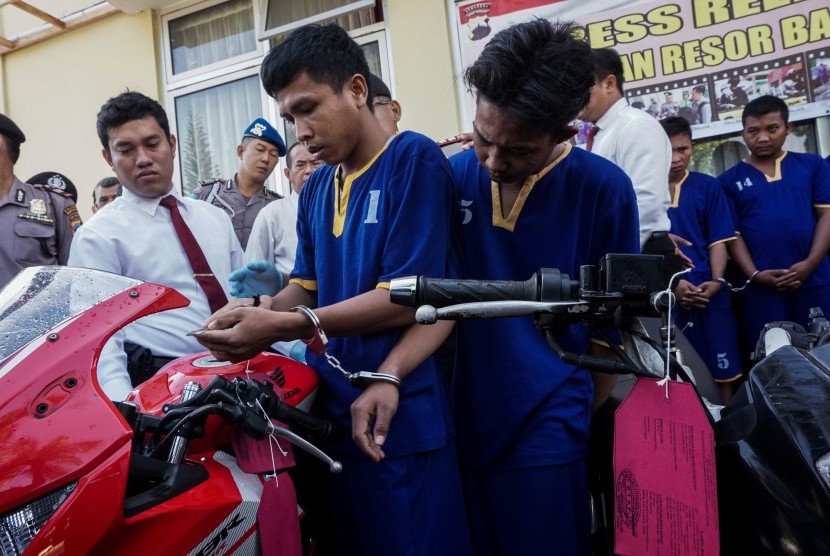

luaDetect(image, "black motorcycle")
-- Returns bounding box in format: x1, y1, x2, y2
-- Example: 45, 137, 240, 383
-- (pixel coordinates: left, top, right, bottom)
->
390, 253, 830, 555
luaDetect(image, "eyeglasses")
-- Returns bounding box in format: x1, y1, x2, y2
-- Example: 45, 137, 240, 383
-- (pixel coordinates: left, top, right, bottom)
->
373, 98, 392, 106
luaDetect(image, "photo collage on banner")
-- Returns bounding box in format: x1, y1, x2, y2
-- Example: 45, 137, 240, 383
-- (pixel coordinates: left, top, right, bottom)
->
452, 0, 830, 143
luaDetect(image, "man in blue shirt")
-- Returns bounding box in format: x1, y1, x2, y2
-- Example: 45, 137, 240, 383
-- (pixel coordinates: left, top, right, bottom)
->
720, 95, 830, 346
370, 19, 639, 556
196, 23, 470, 556
661, 116, 742, 403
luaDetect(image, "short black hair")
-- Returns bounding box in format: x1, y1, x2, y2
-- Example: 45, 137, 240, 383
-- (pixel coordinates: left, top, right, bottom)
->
464, 19, 595, 137
693, 84, 706, 95
260, 24, 374, 112
96, 91, 171, 152
660, 116, 692, 140
93, 176, 120, 202
742, 95, 788, 126
285, 141, 304, 168
593, 47, 625, 95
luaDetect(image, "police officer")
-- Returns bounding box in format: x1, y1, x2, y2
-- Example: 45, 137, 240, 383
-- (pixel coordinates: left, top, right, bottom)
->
27, 171, 79, 204
192, 118, 286, 249
0, 114, 79, 289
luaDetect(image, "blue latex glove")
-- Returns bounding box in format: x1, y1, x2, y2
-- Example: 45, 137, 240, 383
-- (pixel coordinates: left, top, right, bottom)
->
288, 341, 307, 364
228, 260, 283, 298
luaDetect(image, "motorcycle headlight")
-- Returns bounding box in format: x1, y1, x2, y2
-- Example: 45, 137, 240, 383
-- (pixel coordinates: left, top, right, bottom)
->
0, 481, 77, 556
818, 453, 830, 489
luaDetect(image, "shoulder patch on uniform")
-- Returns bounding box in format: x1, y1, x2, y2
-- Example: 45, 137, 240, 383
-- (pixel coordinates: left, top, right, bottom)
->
64, 205, 82, 233
35, 183, 73, 199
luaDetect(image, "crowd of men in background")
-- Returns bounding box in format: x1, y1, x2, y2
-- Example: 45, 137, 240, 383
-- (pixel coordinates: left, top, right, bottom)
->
1, 19, 830, 555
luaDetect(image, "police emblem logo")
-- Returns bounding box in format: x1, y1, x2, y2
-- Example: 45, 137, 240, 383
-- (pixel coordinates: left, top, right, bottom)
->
30, 199, 47, 216
15, 189, 24, 203
250, 123, 267, 137
46, 175, 67, 191
463, 2, 492, 41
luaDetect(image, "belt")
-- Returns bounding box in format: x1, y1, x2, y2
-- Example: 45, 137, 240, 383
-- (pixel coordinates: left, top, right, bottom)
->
150, 355, 176, 372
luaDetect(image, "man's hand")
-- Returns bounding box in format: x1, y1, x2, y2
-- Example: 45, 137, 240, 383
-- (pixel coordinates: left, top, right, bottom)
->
674, 279, 707, 310
458, 131, 474, 150
775, 259, 815, 290
696, 280, 722, 300
195, 306, 305, 362
351, 382, 399, 462
204, 295, 277, 324
229, 261, 283, 298
668, 233, 694, 268
754, 269, 796, 291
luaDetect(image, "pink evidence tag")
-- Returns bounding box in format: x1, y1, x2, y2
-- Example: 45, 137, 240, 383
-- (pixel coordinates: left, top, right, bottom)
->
232, 426, 296, 474
613, 378, 719, 556
258, 475, 302, 556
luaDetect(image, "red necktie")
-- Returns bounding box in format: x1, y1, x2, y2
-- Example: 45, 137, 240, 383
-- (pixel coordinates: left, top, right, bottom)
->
586, 125, 600, 152
159, 195, 228, 314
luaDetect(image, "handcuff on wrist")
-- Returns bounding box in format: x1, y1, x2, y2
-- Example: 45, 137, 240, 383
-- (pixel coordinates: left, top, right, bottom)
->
290, 305, 402, 390
716, 269, 759, 292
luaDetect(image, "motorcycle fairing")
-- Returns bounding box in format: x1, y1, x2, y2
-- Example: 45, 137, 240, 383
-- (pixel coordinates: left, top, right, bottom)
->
717, 344, 830, 553
0, 281, 188, 514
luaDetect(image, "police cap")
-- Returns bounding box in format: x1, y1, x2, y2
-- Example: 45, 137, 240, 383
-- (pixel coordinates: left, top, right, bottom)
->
242, 118, 286, 156
0, 113, 25, 144
27, 171, 78, 203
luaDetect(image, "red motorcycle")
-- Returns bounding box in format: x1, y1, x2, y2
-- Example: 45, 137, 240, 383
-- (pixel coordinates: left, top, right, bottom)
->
0, 266, 339, 555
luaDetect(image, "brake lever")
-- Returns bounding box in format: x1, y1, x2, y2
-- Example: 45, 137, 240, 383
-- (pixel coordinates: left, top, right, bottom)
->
415, 300, 588, 324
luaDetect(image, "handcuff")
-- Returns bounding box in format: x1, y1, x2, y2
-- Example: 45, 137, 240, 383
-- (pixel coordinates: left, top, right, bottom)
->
716, 269, 760, 292
290, 305, 403, 389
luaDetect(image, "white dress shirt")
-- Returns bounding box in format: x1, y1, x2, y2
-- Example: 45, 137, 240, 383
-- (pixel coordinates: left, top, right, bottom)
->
68, 188, 243, 399
244, 190, 299, 273
592, 97, 672, 247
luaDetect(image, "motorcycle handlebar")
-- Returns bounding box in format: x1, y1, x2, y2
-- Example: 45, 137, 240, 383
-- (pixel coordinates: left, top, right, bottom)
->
390, 256, 667, 322
389, 269, 579, 309
164, 376, 335, 442
266, 397, 334, 442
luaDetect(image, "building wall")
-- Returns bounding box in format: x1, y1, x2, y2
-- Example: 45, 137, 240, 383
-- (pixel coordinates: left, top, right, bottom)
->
1, 11, 158, 221
386, 0, 464, 141
0, 1, 469, 222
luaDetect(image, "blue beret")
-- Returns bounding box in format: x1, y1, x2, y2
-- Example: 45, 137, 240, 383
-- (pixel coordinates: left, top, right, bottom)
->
243, 118, 286, 156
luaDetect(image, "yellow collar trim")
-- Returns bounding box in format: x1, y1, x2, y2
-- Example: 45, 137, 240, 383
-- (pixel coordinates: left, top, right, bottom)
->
669, 170, 689, 208
332, 141, 392, 237
491, 143, 572, 231
763, 150, 787, 183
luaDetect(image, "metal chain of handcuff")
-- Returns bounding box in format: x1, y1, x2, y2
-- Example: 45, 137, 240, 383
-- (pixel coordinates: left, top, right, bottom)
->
290, 305, 403, 389
716, 269, 760, 292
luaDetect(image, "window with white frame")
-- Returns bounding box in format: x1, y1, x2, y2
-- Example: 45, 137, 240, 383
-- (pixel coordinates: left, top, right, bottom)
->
169, 0, 257, 76
162, 0, 389, 195
174, 73, 263, 194
259, 0, 378, 40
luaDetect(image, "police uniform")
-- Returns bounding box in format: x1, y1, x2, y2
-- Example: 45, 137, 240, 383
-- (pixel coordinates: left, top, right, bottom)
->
192, 175, 279, 250
27, 171, 78, 204
0, 177, 80, 288
191, 117, 287, 250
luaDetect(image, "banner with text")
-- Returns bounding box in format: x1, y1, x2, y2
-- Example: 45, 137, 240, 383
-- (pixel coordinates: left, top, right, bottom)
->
454, 0, 830, 139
